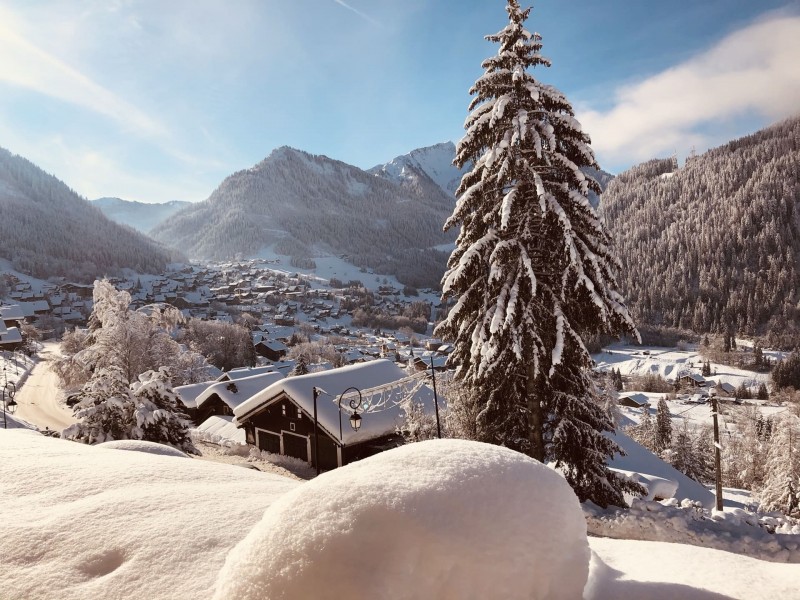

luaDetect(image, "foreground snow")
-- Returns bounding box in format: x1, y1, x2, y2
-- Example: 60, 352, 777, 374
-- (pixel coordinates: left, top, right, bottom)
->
1, 430, 795, 599
215, 439, 588, 600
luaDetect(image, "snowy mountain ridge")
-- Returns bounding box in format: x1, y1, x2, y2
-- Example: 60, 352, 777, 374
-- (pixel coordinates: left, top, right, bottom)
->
151, 146, 456, 289
369, 141, 468, 197
370, 141, 614, 208
92, 197, 191, 234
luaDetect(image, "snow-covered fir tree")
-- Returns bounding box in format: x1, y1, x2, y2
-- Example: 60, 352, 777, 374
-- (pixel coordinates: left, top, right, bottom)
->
63, 366, 196, 453
759, 414, 800, 516
628, 405, 656, 453
289, 355, 310, 377
655, 398, 672, 453
435, 0, 640, 506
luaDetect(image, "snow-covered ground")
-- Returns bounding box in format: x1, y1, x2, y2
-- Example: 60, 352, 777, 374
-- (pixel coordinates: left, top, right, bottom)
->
2, 431, 797, 599
593, 342, 774, 390
593, 343, 788, 434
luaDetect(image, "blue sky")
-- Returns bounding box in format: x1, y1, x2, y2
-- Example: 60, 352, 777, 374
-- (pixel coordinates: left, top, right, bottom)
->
1, 0, 799, 203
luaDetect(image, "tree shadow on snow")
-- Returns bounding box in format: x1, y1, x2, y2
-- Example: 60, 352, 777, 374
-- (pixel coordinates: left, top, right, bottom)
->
584, 551, 735, 600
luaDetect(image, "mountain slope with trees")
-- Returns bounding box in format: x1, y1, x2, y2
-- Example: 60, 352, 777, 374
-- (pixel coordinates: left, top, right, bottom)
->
0, 147, 178, 281
601, 117, 800, 346
151, 147, 456, 288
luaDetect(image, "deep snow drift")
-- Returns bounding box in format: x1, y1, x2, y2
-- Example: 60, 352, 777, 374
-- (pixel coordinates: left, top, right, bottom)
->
2, 430, 797, 599
214, 439, 589, 600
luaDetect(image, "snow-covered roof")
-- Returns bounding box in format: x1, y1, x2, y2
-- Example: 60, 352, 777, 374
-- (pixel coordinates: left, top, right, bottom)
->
219, 365, 286, 382
619, 392, 649, 407
174, 381, 217, 409
0, 320, 6, 335
0, 327, 22, 345
196, 372, 285, 410
682, 373, 706, 383
234, 360, 436, 445
0, 304, 25, 321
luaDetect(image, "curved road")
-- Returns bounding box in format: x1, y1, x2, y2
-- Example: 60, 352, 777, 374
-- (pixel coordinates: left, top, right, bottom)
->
14, 341, 76, 431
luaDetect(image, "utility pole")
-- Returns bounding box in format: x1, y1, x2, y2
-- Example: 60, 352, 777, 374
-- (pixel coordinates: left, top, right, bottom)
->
711, 397, 723, 512
429, 356, 441, 439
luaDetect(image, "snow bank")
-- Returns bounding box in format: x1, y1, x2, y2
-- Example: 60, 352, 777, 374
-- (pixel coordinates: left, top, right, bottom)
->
609, 430, 715, 507
585, 497, 800, 562
192, 415, 247, 447
586, 537, 800, 600
97, 439, 190, 458
214, 439, 589, 600
0, 430, 298, 600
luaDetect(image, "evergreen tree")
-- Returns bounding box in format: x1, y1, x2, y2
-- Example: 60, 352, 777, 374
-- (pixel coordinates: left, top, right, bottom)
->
435, 0, 639, 506
655, 398, 672, 452
667, 421, 703, 482
63, 366, 195, 453
628, 405, 656, 453
759, 414, 800, 516
701, 360, 711, 377
757, 383, 769, 400
613, 368, 624, 391
289, 355, 310, 377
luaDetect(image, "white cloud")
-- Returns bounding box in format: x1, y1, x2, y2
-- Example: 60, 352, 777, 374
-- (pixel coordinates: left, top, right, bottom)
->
577, 13, 800, 168
333, 0, 380, 26
0, 6, 165, 139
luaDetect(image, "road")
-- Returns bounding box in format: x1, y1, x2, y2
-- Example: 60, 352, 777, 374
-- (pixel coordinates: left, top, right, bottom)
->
14, 341, 76, 432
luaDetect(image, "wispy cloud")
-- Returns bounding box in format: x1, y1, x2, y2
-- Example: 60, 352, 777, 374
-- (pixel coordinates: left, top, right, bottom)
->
0, 7, 165, 139
578, 12, 800, 168
333, 0, 380, 26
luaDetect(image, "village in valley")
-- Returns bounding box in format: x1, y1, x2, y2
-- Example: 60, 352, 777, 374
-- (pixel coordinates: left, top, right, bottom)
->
3, 0, 800, 597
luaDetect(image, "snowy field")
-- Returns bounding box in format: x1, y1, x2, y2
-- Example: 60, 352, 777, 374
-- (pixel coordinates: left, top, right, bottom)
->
2, 430, 798, 600
593, 343, 788, 434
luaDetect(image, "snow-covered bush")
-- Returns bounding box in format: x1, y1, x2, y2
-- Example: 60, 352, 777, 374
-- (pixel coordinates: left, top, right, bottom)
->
63, 366, 196, 454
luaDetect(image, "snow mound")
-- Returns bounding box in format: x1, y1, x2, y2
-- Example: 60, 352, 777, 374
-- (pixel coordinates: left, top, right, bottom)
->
214, 439, 589, 600
609, 430, 715, 507
97, 439, 190, 458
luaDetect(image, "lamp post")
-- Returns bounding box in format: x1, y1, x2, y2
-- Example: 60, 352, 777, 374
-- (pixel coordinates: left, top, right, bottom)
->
312, 386, 321, 476
2, 381, 17, 429
337, 386, 363, 442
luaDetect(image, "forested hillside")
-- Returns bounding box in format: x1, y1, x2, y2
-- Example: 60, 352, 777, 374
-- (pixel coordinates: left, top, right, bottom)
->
601, 117, 800, 346
152, 147, 456, 288
0, 147, 178, 281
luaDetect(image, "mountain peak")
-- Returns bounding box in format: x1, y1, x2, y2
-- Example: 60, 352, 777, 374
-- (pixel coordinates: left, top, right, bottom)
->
370, 142, 465, 196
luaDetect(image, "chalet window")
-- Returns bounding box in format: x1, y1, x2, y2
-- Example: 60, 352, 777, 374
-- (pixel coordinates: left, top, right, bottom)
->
289, 422, 296, 432
297, 407, 302, 419
282, 404, 286, 417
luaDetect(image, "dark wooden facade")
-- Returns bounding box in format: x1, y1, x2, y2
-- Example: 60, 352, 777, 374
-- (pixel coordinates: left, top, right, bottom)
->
254, 341, 288, 361
195, 394, 234, 425
240, 392, 403, 471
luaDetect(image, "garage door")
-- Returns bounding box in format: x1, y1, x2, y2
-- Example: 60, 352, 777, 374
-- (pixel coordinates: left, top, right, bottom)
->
282, 431, 309, 462
257, 429, 280, 454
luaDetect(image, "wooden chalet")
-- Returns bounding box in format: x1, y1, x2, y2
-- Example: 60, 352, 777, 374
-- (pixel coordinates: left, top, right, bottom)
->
193, 371, 284, 425
255, 340, 289, 361
618, 393, 649, 409
679, 373, 707, 388
233, 360, 437, 472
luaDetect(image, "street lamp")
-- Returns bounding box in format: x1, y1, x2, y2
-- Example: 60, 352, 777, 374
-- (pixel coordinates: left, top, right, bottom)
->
337, 386, 363, 442
2, 381, 17, 429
